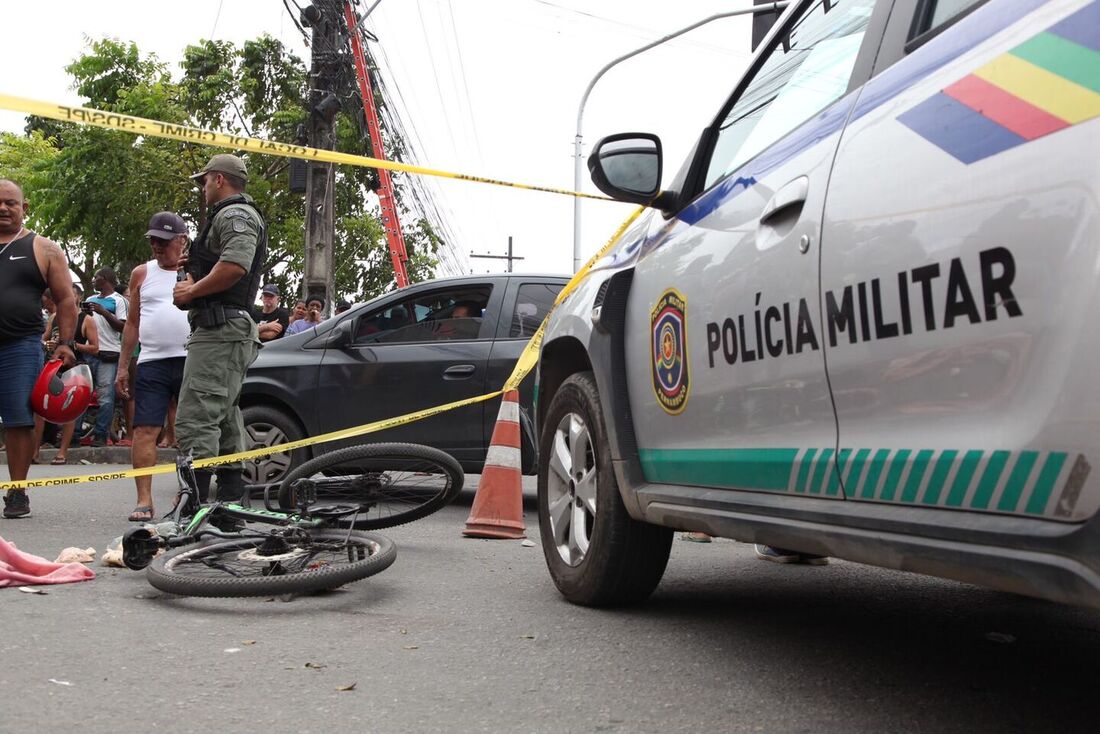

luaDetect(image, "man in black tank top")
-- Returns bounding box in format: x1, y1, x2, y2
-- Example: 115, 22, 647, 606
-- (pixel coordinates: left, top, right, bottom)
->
0, 179, 78, 519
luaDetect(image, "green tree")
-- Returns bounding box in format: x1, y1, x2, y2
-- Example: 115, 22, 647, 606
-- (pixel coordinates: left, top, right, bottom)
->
1, 35, 440, 300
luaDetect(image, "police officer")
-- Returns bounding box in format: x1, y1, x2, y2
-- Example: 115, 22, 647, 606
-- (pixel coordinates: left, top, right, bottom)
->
172, 154, 266, 504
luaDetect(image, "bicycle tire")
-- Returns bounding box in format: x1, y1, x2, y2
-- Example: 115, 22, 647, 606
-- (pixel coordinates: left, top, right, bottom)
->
146, 530, 396, 598
277, 443, 464, 529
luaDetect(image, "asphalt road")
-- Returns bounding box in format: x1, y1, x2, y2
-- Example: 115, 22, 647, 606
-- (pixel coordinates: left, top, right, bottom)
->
2, 465, 1100, 733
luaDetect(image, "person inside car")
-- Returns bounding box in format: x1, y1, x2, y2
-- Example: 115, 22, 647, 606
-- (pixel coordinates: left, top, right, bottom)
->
433, 301, 482, 340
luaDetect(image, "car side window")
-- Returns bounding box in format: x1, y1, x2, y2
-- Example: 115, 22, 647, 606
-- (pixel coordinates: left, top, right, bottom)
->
509, 283, 563, 338
703, 0, 876, 189
353, 286, 493, 344
911, 0, 986, 38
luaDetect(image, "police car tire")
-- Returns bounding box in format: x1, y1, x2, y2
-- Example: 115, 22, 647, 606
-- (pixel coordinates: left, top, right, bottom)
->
537, 372, 673, 607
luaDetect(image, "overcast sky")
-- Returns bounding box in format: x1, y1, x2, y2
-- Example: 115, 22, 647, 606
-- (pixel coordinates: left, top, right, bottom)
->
2, 0, 756, 276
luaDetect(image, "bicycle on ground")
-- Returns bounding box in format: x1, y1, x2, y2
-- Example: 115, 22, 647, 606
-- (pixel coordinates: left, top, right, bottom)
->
122, 442, 464, 598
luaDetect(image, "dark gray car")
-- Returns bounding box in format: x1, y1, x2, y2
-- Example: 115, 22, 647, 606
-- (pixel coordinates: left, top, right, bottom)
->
240, 273, 567, 484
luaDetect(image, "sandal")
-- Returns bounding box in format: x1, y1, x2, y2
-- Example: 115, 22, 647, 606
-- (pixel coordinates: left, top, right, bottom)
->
50, 456, 67, 465
128, 505, 155, 522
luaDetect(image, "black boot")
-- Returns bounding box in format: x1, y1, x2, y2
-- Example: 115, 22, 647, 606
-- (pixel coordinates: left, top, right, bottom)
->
215, 469, 247, 505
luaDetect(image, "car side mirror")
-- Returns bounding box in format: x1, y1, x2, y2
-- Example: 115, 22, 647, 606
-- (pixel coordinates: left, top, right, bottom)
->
588, 133, 665, 206
321, 319, 352, 349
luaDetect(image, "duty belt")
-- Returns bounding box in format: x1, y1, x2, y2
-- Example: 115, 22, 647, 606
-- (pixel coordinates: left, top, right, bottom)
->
191, 304, 252, 330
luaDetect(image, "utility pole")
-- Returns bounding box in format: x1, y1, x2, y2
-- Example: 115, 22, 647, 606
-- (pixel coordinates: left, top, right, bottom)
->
301, 0, 342, 310
470, 236, 524, 273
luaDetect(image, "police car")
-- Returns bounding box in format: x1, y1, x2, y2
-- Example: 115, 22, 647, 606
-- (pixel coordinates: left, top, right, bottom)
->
535, 0, 1100, 606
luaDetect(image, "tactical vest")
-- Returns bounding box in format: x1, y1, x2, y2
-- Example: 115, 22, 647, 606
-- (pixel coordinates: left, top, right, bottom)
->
189, 194, 267, 310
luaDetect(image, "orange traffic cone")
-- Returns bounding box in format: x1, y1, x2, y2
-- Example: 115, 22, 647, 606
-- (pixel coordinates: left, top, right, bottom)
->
463, 389, 526, 539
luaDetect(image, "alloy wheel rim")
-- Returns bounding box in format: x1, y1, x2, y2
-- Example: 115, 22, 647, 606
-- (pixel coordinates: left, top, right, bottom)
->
546, 411, 597, 566
244, 422, 293, 484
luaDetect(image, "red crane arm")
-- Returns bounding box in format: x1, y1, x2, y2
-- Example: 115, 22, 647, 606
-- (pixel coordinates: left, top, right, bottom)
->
344, 1, 410, 288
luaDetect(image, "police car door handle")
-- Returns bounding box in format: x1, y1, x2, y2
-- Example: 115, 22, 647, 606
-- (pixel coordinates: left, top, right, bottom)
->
759, 176, 809, 227
443, 364, 476, 380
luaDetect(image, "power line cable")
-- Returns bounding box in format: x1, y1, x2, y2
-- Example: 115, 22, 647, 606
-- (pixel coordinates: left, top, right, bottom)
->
442, 0, 504, 262
209, 0, 225, 39
414, 0, 462, 163
281, 0, 312, 45
529, 0, 750, 58
366, 25, 467, 274
357, 31, 466, 276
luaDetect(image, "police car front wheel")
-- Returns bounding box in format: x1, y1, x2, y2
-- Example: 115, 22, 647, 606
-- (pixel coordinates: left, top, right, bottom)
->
537, 371, 672, 606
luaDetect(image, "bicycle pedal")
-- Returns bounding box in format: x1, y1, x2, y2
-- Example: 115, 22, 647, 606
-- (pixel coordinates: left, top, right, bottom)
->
292, 478, 318, 508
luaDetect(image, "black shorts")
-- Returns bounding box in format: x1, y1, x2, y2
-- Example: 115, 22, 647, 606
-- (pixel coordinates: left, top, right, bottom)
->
133, 357, 185, 427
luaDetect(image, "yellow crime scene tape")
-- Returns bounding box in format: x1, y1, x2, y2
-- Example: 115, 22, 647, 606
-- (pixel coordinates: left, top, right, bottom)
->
0, 206, 645, 492
0, 94, 613, 202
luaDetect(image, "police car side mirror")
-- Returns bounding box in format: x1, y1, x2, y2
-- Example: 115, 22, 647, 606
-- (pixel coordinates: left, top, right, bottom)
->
588, 133, 664, 207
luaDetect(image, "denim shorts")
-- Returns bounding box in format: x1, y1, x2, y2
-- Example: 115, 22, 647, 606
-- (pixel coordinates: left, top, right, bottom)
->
0, 334, 45, 428
134, 357, 186, 428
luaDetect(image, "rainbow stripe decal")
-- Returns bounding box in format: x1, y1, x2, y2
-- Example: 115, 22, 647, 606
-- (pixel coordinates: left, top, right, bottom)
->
898, 0, 1100, 163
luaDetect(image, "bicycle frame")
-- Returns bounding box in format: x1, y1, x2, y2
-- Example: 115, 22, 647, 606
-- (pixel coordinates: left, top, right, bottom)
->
181, 502, 326, 537
122, 451, 374, 572
160, 453, 352, 549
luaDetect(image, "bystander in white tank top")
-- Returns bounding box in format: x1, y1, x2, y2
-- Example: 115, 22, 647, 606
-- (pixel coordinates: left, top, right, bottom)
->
137, 260, 190, 364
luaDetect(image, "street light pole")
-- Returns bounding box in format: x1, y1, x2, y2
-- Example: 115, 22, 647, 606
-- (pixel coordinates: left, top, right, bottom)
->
571, 2, 788, 272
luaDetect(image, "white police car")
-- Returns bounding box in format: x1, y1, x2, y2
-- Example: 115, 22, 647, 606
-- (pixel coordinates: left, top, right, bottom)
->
535, 0, 1100, 606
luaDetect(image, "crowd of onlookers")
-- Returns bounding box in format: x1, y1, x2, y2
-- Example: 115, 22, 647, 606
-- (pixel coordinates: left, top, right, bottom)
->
252, 286, 350, 341
5, 158, 300, 521
24, 277, 350, 464
1, 176, 351, 522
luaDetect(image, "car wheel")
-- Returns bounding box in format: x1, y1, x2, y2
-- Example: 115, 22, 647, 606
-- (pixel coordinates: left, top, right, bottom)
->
241, 405, 308, 486
537, 371, 673, 606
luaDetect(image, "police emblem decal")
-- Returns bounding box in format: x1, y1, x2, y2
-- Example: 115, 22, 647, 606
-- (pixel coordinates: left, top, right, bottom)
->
651, 288, 689, 415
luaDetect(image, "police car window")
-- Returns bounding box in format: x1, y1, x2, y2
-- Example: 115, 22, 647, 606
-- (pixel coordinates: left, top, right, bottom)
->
704, 0, 875, 189
914, 0, 985, 36
353, 286, 492, 344
509, 283, 563, 338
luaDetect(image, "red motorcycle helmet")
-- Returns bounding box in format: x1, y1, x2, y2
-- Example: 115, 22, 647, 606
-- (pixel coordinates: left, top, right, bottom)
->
31, 359, 94, 424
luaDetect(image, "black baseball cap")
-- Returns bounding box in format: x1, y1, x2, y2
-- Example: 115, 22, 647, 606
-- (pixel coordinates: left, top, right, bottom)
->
145, 211, 188, 240
261, 284, 280, 296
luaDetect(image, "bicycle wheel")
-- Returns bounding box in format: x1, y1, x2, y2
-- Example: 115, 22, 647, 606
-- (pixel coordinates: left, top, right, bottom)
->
146, 529, 396, 598
277, 443, 464, 529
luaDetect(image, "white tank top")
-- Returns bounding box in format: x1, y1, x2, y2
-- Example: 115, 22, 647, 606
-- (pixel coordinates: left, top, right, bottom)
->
137, 260, 190, 363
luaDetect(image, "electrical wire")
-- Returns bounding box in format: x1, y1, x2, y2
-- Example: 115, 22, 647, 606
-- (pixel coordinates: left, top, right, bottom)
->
209, 0, 225, 39
285, 0, 469, 280
281, 0, 312, 46
414, 0, 462, 164
530, 0, 751, 58
443, 0, 503, 264
365, 18, 467, 274
336, 10, 468, 280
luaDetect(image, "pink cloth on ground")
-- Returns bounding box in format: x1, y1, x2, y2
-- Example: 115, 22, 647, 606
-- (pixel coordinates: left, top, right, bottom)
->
0, 535, 96, 587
